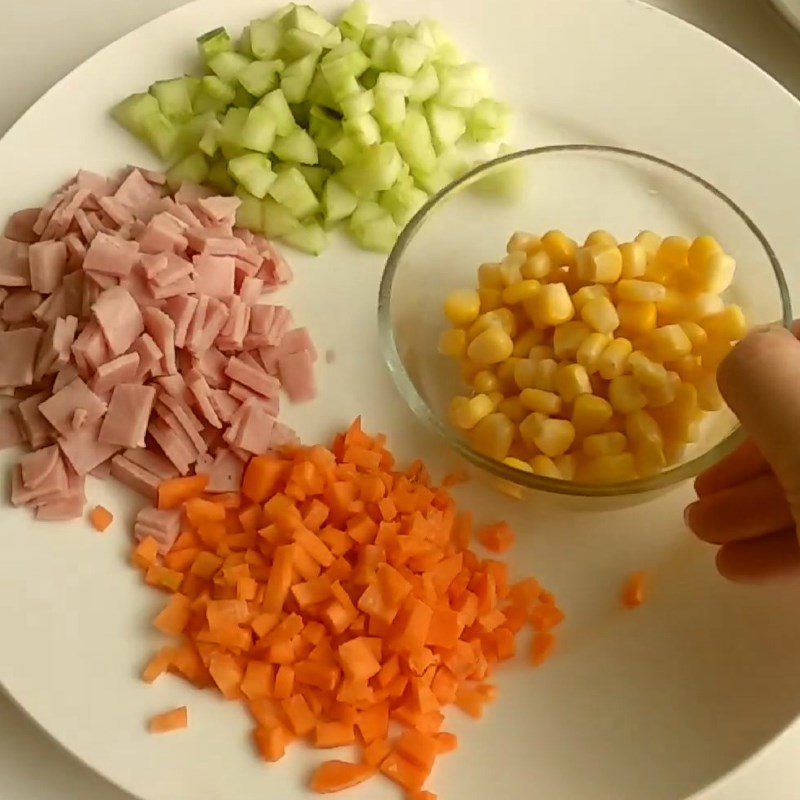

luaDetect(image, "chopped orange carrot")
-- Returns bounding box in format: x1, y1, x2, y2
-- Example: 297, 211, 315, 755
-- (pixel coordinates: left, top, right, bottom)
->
531, 632, 556, 666
148, 706, 187, 733
622, 571, 647, 608
442, 468, 469, 487
362, 737, 391, 767
158, 474, 209, 510
141, 646, 178, 683
315, 721, 356, 748
254, 723, 290, 762
380, 751, 428, 793
153, 593, 191, 636
310, 760, 376, 793
435, 731, 458, 754
530, 604, 565, 632
132, 536, 159, 570
145, 564, 183, 592
477, 522, 515, 553
89, 505, 113, 532
396, 728, 438, 772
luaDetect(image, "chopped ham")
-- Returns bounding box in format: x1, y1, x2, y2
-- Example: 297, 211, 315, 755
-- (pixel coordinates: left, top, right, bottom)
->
110, 454, 160, 501
134, 507, 181, 553
91, 352, 141, 395
142, 307, 177, 374
0, 327, 42, 387
29, 241, 67, 293
92, 286, 144, 355
82, 231, 139, 278
99, 384, 155, 448
39, 377, 107, 436
198, 448, 245, 492
164, 295, 197, 348
20, 445, 60, 489
16, 391, 54, 448
225, 355, 280, 399
0, 238, 31, 286
2, 290, 42, 324
122, 447, 178, 481
279, 349, 317, 403
193, 254, 235, 297
114, 169, 161, 211
132, 333, 163, 381
3, 208, 40, 244
0, 409, 24, 449
58, 418, 121, 475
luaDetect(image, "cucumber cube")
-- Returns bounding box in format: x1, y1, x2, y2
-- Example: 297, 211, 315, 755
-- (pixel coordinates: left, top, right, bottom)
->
340, 89, 374, 118
238, 59, 283, 97
256, 89, 296, 136
197, 27, 233, 63
322, 40, 371, 76
368, 36, 392, 71
388, 20, 416, 39
273, 127, 319, 164
219, 107, 250, 145
249, 19, 282, 59
261, 197, 301, 237
207, 159, 238, 194
373, 88, 406, 133
192, 75, 236, 114
466, 98, 510, 142
240, 107, 277, 153
172, 112, 216, 160
307, 72, 337, 109
112, 92, 159, 137
389, 37, 430, 77
330, 134, 362, 166
166, 152, 209, 190
426, 103, 466, 152
395, 107, 437, 173
296, 165, 330, 194
286, 5, 335, 38
282, 220, 326, 255
380, 176, 428, 225
237, 25, 253, 57
322, 177, 358, 224
349, 201, 398, 252
228, 153, 277, 198
338, 142, 403, 196
338, 0, 369, 43
198, 119, 222, 156
140, 112, 179, 159
281, 53, 319, 103
376, 72, 413, 96
234, 188, 263, 230
343, 114, 380, 147
268, 167, 319, 218
282, 28, 324, 59
233, 84, 257, 109
150, 78, 194, 120
208, 51, 253, 83
408, 62, 440, 103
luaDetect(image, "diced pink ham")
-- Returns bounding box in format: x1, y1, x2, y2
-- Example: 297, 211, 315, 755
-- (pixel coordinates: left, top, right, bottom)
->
3, 209, 40, 244
0, 238, 31, 286
99, 383, 156, 448
2, 290, 42, 324
226, 398, 276, 455
98, 196, 135, 227
135, 167, 167, 186
58, 418, 121, 475
153, 374, 192, 405
19, 444, 60, 489
239, 276, 264, 305
279, 349, 316, 403
29, 240, 67, 293
150, 275, 195, 300
185, 369, 222, 429
187, 296, 229, 356
91, 352, 140, 395
16, 391, 53, 448
72, 408, 87, 430
38, 377, 107, 436
110, 454, 160, 501
155, 401, 207, 456
123, 447, 179, 481
132, 333, 163, 381
209, 390, 241, 424
114, 169, 162, 212
148, 418, 192, 475
92, 286, 144, 356
142, 307, 177, 374
193, 254, 235, 297
82, 231, 139, 278
164, 295, 198, 348
134, 507, 182, 553
139, 213, 189, 255
11, 458, 67, 507
198, 448, 245, 492
0, 327, 42, 387
34, 315, 78, 380
150, 252, 192, 288
225, 355, 280, 398
0, 408, 24, 449
71, 321, 111, 377
198, 196, 241, 226
174, 183, 215, 206
53, 364, 78, 393
88, 459, 112, 479
76, 170, 116, 197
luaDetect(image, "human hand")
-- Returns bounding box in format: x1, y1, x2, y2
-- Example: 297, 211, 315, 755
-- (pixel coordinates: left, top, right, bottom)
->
685, 324, 800, 582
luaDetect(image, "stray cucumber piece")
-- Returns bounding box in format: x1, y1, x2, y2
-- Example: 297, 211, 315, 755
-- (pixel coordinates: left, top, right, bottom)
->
281, 52, 319, 103
207, 158, 237, 194
395, 107, 437, 173
257, 88, 296, 136
380, 176, 428, 225
426, 104, 466, 152
166, 152, 209, 190
282, 220, 326, 255
140, 112, 179, 159
273, 127, 319, 164
338, 141, 403, 197
309, 106, 343, 151
467, 98, 510, 142
228, 152, 276, 198
240, 107, 277, 153
306, 72, 337, 109
197, 27, 233, 63
208, 51, 253, 83
388, 20, 416, 39
238, 59, 283, 97
268, 167, 320, 218
322, 177, 358, 224
234, 188, 263, 230
261, 197, 302, 237
339, 0, 369, 43
150, 78, 194, 120
349, 201, 398, 252
112, 92, 159, 136
249, 20, 282, 60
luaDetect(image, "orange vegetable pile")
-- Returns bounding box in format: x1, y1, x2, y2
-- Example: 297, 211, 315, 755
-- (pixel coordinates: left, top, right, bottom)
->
132, 419, 563, 797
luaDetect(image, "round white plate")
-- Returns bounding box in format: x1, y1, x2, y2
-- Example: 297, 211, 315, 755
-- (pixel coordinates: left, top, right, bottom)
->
769, 0, 800, 33
2, 1, 800, 799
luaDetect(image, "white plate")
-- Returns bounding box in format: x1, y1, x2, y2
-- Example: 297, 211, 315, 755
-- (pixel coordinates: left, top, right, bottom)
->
769, 0, 800, 33
1, 1, 800, 799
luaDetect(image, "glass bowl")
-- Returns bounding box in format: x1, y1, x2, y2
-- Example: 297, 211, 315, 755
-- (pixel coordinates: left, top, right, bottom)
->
378, 144, 791, 498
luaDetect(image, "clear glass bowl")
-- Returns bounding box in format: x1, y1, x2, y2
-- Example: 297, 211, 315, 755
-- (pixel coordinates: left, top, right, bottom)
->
378, 145, 791, 498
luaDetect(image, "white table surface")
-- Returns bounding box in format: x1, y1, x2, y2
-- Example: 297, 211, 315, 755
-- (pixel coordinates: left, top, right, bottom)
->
2, 1, 800, 798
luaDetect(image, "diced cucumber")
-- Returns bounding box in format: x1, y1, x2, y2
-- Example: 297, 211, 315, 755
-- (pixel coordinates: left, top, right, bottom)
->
238, 59, 283, 97
362, 23, 387, 48
338, 141, 403, 196
173, 112, 217, 160
282, 28, 324, 59
208, 51, 253, 83
389, 37, 430, 77
466, 98, 510, 142
268, 3, 296, 24
376, 72, 413, 96
373, 87, 406, 133
234, 188, 263, 230
426, 103, 466, 152
268, 167, 319, 218
340, 89, 374, 118
343, 114, 380, 147
282, 220, 326, 255
249, 19, 282, 59
322, 40, 371, 74
296, 165, 330, 194
395, 107, 437, 173
166, 152, 209, 190
408, 62, 439, 103
469, 144, 524, 198
388, 20, 416, 39
140, 112, 179, 159
233, 84, 257, 109
322, 177, 358, 224
262, 197, 301, 237
150, 78, 194, 120
112, 92, 159, 137
207, 159, 237, 194
436, 62, 489, 107
308, 106, 343, 150
321, 27, 343, 49
360, 67, 379, 89
192, 75, 235, 114
380, 176, 428, 225
307, 72, 337, 109
349, 201, 398, 252
330, 134, 362, 166
219, 107, 250, 146
281, 53, 319, 103
256, 88, 296, 136
219, 142, 246, 161
339, 0, 369, 43
228, 152, 276, 198
237, 25, 253, 57
320, 55, 367, 100
273, 127, 319, 164
240, 107, 277, 153
286, 5, 335, 38
198, 118, 222, 156
197, 27, 233, 64
368, 36, 392, 71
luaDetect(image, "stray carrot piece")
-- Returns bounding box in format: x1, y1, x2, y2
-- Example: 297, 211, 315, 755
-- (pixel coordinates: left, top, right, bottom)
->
141, 646, 178, 683
530, 604, 565, 632
380, 751, 428, 793
410, 792, 438, 800
531, 632, 556, 666
622, 571, 647, 608
185, 497, 226, 526
145, 564, 183, 592
148, 706, 187, 734
242, 456, 286, 503
539, 588, 556, 605
442, 468, 469, 487
164, 547, 200, 572
132, 536, 159, 570
310, 760, 376, 794
89, 505, 113, 532
362, 737, 392, 767
253, 723, 289, 762
158, 474, 209, 510
315, 721, 356, 748
477, 522, 515, 554
396, 728, 438, 772
435, 731, 458, 754
153, 593, 192, 636
454, 685, 485, 719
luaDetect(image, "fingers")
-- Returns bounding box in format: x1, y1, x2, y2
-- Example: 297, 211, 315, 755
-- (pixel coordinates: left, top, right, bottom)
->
716, 529, 800, 583
686, 472, 794, 544
694, 438, 770, 497
717, 325, 800, 507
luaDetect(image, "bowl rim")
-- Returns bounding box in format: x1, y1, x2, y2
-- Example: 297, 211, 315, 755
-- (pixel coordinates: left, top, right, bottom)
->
377, 143, 793, 497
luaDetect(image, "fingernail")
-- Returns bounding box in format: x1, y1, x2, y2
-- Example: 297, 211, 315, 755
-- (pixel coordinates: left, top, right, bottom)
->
683, 503, 694, 530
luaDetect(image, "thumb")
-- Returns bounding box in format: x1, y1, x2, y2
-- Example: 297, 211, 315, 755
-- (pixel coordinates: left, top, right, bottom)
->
717, 325, 800, 517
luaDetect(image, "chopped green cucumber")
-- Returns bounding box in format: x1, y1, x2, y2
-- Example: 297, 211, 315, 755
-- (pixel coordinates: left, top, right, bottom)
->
395, 107, 437, 173
349, 200, 398, 252
150, 78, 194, 120
281, 52, 319, 103
256, 88, 296, 136
282, 220, 326, 255
238, 59, 283, 97
166, 152, 209, 190
373, 87, 406, 132
389, 37, 430, 77
249, 20, 282, 59
197, 27, 233, 63
282, 28, 324, 59
296, 165, 330, 194
286, 5, 335, 38
409, 62, 439, 103
338, 0, 369, 43
342, 113, 380, 147
268, 167, 319, 218
338, 141, 403, 196
261, 197, 302, 237
466, 98, 510, 142
426, 103, 466, 152
273, 127, 319, 164
322, 177, 358, 224
234, 188, 263, 230
207, 159, 237, 194
208, 51, 253, 83
198, 118, 222, 157
380, 176, 428, 225
228, 152, 276, 198
140, 112, 179, 159
340, 89, 374, 118
112, 92, 159, 137
240, 107, 277, 153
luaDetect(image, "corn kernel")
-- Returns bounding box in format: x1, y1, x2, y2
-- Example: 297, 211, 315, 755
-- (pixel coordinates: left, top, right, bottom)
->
571, 394, 614, 435
521, 250, 553, 280
541, 230, 577, 267
438, 328, 467, 358
478, 287, 503, 312
572, 284, 610, 312
575, 244, 623, 284
533, 418, 576, 458
487, 391, 505, 409
681, 292, 725, 321
634, 441, 667, 476
643, 370, 680, 407
619, 241, 647, 278
635, 230, 662, 260
513, 359, 536, 390
625, 410, 663, 447
663, 438, 687, 465
467, 327, 514, 365
525, 283, 575, 328
468, 308, 517, 340
701, 305, 747, 341
696, 371, 725, 411
616, 279, 667, 303
653, 289, 685, 325
531, 455, 562, 478
443, 290, 480, 326
617, 300, 657, 336
581, 296, 620, 334
502, 279, 541, 305
655, 236, 690, 269
503, 456, 534, 473
448, 396, 470, 428
687, 235, 723, 271
498, 395, 528, 423
698, 338, 733, 370
584, 230, 618, 248
530, 358, 559, 392
469, 412, 515, 460
461, 361, 480, 384
449, 393, 495, 430
496, 357, 523, 392
554, 454, 577, 480
609, 375, 647, 414
553, 321, 592, 359
647, 324, 693, 361
507, 231, 541, 256
671, 354, 703, 382
512, 327, 545, 357
576, 332, 610, 374
499, 252, 525, 286
598, 337, 633, 380
583, 431, 628, 457
628, 350, 669, 388
478, 262, 504, 289
473, 369, 500, 394
520, 387, 563, 415
692, 252, 735, 294
518, 412, 546, 448
555, 363, 593, 403
678, 321, 708, 349
651, 382, 700, 440
579, 453, 637, 483
528, 344, 556, 362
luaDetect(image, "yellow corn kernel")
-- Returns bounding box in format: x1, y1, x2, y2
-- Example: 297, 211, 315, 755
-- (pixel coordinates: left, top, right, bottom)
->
678, 321, 708, 350
555, 363, 592, 403
487, 391, 505, 409
687, 235, 723, 270
524, 283, 574, 328
578, 452, 637, 483
628, 350, 669, 388
671, 354, 703, 382
655, 236, 690, 269
530, 455, 562, 478
635, 230, 662, 260
701, 304, 747, 341
529, 358, 559, 392
698, 338, 733, 371
438, 328, 467, 358
448, 396, 470, 428
541, 229, 577, 267
468, 308, 517, 340
533, 418, 576, 458
598, 337, 633, 380
443, 290, 480, 326
528, 344, 555, 362
616, 300, 657, 336
502, 279, 541, 305
512, 327, 545, 357
625, 410, 663, 447
520, 387, 563, 415
553, 321, 592, 359
643, 370, 680, 407
583, 431, 628, 457
513, 359, 537, 391
478, 287, 503, 312
575, 332, 610, 374
467, 327, 514, 365
681, 292, 725, 321
461, 361, 480, 384
619, 241, 647, 278
478, 262, 504, 289
571, 394, 614, 435
572, 284, 610, 312
696, 371, 725, 411
449, 393, 495, 429
469, 412, 515, 460
616, 279, 667, 303
472, 369, 500, 394
634, 441, 667, 476
518, 412, 546, 448
507, 231, 541, 255
521, 250, 553, 280
575, 244, 623, 284
663, 438, 687, 466
498, 395, 528, 423
691, 252, 735, 294
581, 296, 620, 334
609, 375, 647, 414
554, 454, 577, 480
503, 456, 534, 473
499, 252, 525, 286
584, 229, 618, 248
651, 382, 701, 439
496, 357, 523, 393
647, 324, 693, 361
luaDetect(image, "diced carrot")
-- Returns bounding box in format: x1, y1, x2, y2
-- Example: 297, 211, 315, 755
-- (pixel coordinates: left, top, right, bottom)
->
477, 522, 515, 553
145, 565, 183, 592
164, 547, 200, 572
362, 737, 391, 766
141, 646, 178, 683
295, 661, 340, 692
263, 544, 295, 612
282, 693, 316, 736
454, 685, 485, 719
442, 468, 469, 487
396, 728, 438, 772
132, 536, 159, 570
158, 474, 209, 509
622, 571, 647, 608
310, 760, 375, 793
242, 456, 286, 503
189, 550, 223, 579
153, 593, 192, 636
273, 665, 295, 699
294, 526, 335, 567
530, 604, 565, 632
355, 702, 389, 743
338, 637, 381, 682
148, 706, 187, 733
208, 652, 244, 699
89, 505, 113, 532
531, 632, 556, 666
185, 497, 226, 526
315, 721, 356, 748
253, 723, 290, 762
380, 751, 428, 793
241, 661, 274, 700
435, 731, 458, 754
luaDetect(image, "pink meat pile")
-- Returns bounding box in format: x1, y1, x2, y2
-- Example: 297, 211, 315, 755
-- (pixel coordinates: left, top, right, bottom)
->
0, 167, 316, 521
